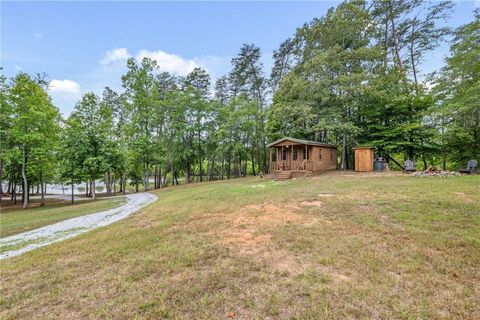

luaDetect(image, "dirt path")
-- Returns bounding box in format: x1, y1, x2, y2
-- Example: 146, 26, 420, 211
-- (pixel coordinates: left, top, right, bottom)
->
0, 192, 158, 260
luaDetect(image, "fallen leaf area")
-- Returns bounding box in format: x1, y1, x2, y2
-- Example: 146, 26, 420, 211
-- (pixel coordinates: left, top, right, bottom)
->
1, 172, 479, 319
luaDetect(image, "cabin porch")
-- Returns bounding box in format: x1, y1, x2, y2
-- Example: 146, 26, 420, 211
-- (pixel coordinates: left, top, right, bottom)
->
269, 145, 314, 173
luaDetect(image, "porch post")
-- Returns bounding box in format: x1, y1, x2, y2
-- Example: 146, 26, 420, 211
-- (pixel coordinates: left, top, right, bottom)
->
276, 147, 279, 169
269, 148, 272, 172
305, 144, 307, 170
291, 145, 294, 170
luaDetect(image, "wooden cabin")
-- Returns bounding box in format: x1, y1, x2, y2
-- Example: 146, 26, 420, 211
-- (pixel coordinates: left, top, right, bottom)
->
268, 137, 337, 180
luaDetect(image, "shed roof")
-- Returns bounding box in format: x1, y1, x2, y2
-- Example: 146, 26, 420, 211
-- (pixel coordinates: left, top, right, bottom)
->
267, 137, 336, 148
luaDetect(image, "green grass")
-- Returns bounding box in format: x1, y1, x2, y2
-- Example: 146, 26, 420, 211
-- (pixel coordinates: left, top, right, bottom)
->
0, 197, 126, 238
0, 172, 479, 319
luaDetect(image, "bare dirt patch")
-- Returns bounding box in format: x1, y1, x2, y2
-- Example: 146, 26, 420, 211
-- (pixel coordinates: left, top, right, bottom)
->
236, 202, 318, 227
218, 202, 319, 274
453, 192, 475, 203
300, 200, 322, 207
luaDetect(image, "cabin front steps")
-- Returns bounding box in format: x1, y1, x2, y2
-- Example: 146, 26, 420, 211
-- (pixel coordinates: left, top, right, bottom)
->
275, 171, 292, 181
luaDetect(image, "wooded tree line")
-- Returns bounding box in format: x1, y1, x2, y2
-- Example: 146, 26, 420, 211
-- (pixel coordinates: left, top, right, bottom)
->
268, 0, 479, 170
1, 0, 478, 208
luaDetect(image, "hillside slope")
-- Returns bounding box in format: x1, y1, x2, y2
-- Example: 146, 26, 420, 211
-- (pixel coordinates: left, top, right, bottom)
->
1, 172, 479, 319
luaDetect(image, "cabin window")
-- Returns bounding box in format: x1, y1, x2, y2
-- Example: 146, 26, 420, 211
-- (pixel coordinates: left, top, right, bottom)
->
272, 152, 277, 162
303, 147, 310, 160
330, 152, 333, 160
293, 149, 298, 160
282, 148, 287, 161
319, 149, 322, 160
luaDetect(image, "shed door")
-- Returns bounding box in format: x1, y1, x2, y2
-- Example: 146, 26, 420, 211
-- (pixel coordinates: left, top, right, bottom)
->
355, 149, 370, 172
358, 150, 364, 171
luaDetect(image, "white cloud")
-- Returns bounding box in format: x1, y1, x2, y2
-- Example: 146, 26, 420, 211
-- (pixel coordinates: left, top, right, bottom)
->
136, 49, 199, 76
49, 79, 81, 94
100, 48, 131, 65
99, 47, 232, 78
476, 0, 480, 8
48, 80, 82, 116
34, 31, 43, 39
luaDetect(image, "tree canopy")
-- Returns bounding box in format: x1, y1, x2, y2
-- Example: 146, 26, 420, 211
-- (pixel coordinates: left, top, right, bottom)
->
1, 1, 477, 208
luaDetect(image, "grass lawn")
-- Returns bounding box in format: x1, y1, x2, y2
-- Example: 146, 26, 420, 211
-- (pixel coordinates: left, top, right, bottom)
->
0, 172, 479, 319
0, 197, 127, 238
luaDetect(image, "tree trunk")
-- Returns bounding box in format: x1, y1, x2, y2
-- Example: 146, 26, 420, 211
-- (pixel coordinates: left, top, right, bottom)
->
186, 163, 191, 184
92, 178, 96, 201
158, 165, 163, 188
105, 172, 109, 196
22, 145, 28, 209
144, 164, 149, 192
162, 168, 168, 188
210, 156, 216, 181
409, 24, 419, 93
13, 183, 17, 204
12, 182, 16, 203
199, 147, 203, 182
251, 151, 256, 176
85, 181, 89, 197
227, 152, 231, 179
341, 133, 347, 170
221, 156, 225, 180
388, 0, 403, 71
71, 179, 74, 204
40, 175, 45, 207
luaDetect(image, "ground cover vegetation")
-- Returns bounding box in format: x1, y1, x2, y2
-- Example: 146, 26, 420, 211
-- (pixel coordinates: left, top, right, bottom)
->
0, 173, 479, 318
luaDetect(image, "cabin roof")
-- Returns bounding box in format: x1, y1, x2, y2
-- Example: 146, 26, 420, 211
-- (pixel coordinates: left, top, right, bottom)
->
267, 137, 336, 148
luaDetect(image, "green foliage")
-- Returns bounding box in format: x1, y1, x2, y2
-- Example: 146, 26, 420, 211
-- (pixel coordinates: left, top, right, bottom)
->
433, 10, 480, 165
2, 72, 61, 207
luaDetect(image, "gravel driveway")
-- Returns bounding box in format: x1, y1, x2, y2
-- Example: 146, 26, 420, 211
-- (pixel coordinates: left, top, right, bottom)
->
0, 192, 158, 260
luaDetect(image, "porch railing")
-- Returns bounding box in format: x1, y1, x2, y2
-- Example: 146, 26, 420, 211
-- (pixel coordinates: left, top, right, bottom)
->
270, 160, 312, 172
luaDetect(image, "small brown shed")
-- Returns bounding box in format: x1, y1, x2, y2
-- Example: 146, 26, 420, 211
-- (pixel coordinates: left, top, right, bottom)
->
353, 147, 374, 172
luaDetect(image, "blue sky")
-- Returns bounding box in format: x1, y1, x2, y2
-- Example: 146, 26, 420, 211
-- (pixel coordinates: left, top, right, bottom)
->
1, 1, 478, 116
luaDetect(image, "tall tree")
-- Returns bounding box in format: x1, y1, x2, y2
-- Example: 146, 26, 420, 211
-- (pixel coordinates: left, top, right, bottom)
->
121, 58, 159, 191
433, 9, 480, 164
70, 93, 111, 200
229, 44, 268, 173
9, 73, 60, 208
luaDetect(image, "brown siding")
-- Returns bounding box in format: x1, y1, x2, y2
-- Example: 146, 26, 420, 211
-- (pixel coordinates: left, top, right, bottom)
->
312, 147, 337, 172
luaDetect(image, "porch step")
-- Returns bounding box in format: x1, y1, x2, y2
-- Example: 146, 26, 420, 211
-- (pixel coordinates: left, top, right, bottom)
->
275, 171, 292, 181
